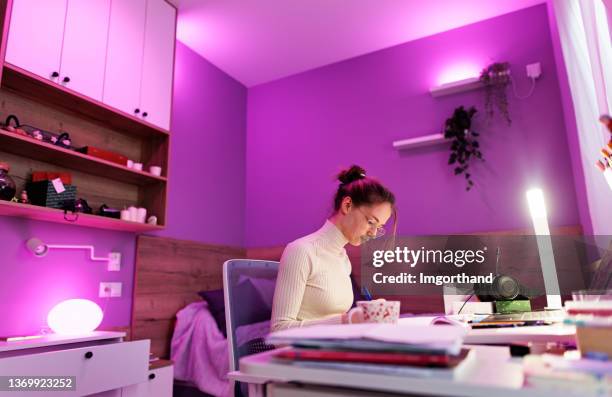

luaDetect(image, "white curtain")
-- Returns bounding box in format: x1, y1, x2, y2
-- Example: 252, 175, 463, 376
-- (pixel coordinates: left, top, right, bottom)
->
551, 0, 612, 235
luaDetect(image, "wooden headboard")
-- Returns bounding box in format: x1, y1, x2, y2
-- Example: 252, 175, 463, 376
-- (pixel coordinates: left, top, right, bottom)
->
131, 235, 244, 358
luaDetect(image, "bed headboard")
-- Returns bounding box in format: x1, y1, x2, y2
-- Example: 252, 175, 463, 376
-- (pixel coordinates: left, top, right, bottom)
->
131, 235, 245, 359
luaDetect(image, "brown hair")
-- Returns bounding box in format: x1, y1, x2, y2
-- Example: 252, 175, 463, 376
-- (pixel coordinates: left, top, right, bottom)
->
334, 165, 397, 230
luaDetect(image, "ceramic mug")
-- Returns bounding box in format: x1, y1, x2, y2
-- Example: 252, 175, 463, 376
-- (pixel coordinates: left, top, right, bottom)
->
149, 165, 162, 176
133, 163, 143, 171
348, 299, 400, 324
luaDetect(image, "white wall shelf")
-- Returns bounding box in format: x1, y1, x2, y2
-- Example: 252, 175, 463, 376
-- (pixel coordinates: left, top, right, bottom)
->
429, 77, 484, 97
392, 133, 447, 150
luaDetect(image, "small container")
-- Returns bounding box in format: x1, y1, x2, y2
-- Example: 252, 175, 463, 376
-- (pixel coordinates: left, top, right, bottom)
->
0, 162, 16, 201
133, 163, 143, 171
149, 165, 162, 176
136, 207, 147, 223
120, 208, 130, 221
127, 206, 138, 222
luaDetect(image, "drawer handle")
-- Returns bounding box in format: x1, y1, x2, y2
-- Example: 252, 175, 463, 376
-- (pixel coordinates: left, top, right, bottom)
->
142, 112, 148, 118
62, 76, 71, 83
134, 108, 140, 114
84, 351, 93, 359
51, 71, 59, 78
148, 373, 156, 380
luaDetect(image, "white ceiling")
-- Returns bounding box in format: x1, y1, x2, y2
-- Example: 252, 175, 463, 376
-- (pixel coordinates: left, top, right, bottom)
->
173, 0, 546, 87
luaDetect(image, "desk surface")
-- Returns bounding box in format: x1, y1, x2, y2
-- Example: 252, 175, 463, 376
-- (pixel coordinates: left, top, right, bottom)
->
237, 345, 586, 397
398, 316, 576, 344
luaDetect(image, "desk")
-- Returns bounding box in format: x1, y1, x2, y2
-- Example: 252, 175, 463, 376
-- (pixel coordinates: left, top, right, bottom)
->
398, 316, 576, 344
234, 345, 583, 397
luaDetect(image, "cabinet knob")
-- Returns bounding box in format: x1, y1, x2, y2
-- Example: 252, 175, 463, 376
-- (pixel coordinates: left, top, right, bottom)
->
148, 373, 156, 380
134, 108, 140, 114
62, 76, 70, 83
84, 351, 93, 359
142, 112, 148, 118
51, 71, 59, 78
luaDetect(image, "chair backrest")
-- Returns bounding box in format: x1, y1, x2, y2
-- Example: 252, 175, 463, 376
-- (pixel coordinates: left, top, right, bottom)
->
223, 259, 279, 372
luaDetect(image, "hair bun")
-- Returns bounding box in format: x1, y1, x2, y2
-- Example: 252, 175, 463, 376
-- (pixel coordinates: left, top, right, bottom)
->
337, 165, 366, 185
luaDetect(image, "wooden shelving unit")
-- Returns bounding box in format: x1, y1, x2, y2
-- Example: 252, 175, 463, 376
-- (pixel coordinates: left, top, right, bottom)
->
0, 128, 167, 185
0, 62, 170, 232
0, 200, 163, 232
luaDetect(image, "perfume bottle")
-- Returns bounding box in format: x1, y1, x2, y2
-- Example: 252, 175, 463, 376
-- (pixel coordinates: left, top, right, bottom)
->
0, 162, 16, 201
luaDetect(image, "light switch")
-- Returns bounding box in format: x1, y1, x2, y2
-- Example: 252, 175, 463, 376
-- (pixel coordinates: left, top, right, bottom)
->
108, 252, 121, 271
99, 282, 122, 298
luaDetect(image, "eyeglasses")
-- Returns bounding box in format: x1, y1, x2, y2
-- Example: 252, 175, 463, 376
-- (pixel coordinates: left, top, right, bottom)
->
356, 207, 387, 239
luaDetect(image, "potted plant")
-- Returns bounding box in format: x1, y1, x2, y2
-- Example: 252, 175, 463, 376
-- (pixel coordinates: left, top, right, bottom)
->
444, 106, 483, 191
480, 62, 511, 125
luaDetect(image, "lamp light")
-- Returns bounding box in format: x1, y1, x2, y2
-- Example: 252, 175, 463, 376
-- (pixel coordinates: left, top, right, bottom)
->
47, 299, 103, 335
526, 188, 562, 309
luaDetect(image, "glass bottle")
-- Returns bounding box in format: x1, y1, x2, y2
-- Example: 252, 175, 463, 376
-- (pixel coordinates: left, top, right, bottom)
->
0, 161, 16, 201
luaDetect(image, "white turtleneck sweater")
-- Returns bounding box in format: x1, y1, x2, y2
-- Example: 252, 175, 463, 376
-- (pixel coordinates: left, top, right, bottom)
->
270, 220, 355, 332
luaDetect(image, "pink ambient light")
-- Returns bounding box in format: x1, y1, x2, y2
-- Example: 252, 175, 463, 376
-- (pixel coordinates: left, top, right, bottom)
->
47, 299, 103, 335
436, 63, 483, 86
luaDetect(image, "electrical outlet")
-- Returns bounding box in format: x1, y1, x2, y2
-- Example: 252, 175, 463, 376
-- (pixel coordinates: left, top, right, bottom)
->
526, 62, 542, 79
99, 282, 122, 298
108, 252, 121, 271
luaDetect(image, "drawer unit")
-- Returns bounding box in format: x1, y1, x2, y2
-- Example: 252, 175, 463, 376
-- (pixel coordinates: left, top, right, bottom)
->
0, 339, 149, 396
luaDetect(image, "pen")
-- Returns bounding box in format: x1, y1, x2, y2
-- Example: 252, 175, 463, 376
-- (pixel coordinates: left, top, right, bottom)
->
596, 160, 606, 172
362, 286, 373, 301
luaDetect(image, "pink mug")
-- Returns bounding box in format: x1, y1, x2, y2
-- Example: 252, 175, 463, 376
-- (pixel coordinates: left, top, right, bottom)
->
348, 299, 400, 324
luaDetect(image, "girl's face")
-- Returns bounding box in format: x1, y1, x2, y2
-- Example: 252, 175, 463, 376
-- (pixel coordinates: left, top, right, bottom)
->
341, 199, 393, 246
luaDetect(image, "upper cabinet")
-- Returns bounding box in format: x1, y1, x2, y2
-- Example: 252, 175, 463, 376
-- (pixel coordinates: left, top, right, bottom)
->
5, 0, 176, 131
103, 0, 147, 120
5, 0, 67, 82
59, 0, 111, 101
140, 0, 176, 131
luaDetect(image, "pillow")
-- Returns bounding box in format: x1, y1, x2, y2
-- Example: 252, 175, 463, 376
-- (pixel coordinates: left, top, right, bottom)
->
198, 278, 270, 338
238, 275, 276, 308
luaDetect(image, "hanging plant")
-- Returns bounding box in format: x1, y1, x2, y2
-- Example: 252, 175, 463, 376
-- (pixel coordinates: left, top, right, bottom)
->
444, 106, 483, 191
480, 62, 511, 125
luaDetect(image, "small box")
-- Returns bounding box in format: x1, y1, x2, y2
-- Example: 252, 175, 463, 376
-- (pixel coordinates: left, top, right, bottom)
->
31, 171, 72, 185
76, 146, 128, 166
27, 180, 77, 209
495, 300, 532, 314
576, 326, 612, 359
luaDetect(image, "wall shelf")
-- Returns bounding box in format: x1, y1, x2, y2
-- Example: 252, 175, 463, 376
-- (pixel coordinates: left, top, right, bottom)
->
0, 200, 164, 232
0, 128, 167, 186
392, 133, 447, 150
429, 77, 484, 97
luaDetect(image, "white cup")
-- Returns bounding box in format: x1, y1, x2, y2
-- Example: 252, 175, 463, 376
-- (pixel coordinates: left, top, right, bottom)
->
126, 159, 134, 168
136, 207, 147, 223
133, 163, 143, 171
120, 209, 130, 221
348, 299, 400, 324
127, 206, 138, 222
149, 166, 162, 176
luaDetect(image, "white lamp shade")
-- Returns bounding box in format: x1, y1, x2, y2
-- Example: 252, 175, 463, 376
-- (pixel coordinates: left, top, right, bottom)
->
47, 299, 103, 335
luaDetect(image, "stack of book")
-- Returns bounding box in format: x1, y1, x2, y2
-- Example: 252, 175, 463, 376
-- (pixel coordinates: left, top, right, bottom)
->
564, 300, 612, 359
524, 351, 612, 395
266, 323, 474, 379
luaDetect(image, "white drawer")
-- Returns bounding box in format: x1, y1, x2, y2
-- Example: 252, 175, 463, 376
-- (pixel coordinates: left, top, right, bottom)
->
121, 365, 173, 397
0, 340, 149, 396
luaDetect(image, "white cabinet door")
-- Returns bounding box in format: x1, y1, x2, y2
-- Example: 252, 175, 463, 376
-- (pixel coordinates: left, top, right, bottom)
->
103, 0, 147, 118
60, 0, 111, 100
5, 0, 67, 81
139, 0, 176, 130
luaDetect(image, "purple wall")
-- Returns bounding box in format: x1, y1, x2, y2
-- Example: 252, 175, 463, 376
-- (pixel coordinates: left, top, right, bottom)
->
245, 4, 581, 247
154, 42, 247, 246
0, 42, 247, 336
0, 219, 135, 336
